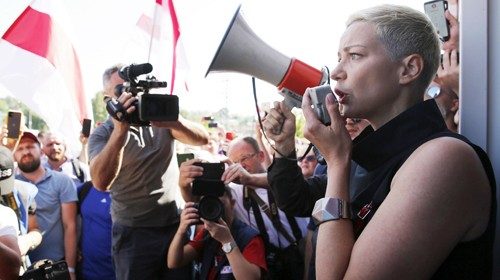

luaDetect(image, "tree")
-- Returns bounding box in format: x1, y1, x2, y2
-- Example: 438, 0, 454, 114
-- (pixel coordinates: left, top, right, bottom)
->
0, 96, 48, 131
92, 91, 108, 124
293, 109, 305, 139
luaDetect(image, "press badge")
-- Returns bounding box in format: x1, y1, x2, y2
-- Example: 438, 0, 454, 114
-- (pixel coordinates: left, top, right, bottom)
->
220, 265, 233, 274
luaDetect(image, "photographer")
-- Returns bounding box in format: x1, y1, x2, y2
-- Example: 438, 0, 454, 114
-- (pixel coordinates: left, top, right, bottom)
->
88, 64, 209, 279
167, 187, 267, 280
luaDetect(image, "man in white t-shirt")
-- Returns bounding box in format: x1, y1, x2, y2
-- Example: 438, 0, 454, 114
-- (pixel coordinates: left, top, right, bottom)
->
227, 137, 309, 279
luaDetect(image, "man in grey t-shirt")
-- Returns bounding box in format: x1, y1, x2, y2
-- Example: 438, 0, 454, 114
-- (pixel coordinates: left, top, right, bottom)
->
88, 64, 208, 280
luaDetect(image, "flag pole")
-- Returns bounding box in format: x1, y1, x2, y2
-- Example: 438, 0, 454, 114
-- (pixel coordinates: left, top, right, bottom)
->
147, 2, 159, 63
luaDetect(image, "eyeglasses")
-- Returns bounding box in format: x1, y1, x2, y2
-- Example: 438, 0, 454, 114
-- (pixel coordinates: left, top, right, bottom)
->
426, 85, 441, 99
298, 155, 316, 162
233, 153, 257, 164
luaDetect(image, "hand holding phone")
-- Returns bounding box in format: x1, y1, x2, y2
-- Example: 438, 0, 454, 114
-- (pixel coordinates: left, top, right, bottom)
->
6, 111, 23, 139
424, 0, 450, 41
176, 153, 195, 167
81, 118, 92, 137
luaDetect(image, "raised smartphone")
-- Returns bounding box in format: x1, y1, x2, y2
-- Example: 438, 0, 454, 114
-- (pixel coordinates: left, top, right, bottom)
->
424, 0, 450, 41
176, 153, 195, 167
81, 118, 92, 137
6, 111, 22, 139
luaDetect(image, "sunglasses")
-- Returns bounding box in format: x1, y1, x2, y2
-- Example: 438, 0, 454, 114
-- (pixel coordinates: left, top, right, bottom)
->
426, 85, 441, 99
298, 155, 316, 162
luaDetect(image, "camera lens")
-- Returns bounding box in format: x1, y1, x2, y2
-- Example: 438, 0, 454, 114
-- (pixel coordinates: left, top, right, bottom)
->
198, 196, 224, 221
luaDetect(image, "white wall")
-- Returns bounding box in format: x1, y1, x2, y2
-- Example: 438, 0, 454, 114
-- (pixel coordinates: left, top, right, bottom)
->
461, 0, 500, 277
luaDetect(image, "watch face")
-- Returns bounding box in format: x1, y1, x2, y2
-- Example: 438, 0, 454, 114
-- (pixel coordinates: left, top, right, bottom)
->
222, 242, 234, 253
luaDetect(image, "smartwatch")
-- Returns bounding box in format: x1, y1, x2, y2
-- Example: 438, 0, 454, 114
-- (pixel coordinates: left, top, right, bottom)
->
312, 197, 351, 226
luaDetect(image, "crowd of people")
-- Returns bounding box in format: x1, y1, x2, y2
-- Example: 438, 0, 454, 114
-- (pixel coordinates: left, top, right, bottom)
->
0, 2, 497, 280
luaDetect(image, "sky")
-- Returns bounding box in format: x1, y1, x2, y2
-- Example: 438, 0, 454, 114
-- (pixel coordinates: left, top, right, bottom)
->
0, 0, 425, 118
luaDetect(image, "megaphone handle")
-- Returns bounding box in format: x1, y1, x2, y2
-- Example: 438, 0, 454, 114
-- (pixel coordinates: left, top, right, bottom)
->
283, 96, 299, 109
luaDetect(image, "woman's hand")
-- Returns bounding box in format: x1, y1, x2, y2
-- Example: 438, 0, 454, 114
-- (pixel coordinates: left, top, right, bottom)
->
178, 159, 203, 189
437, 49, 459, 95
202, 218, 233, 244
301, 89, 351, 166
177, 202, 200, 234
442, 10, 459, 51
262, 101, 296, 156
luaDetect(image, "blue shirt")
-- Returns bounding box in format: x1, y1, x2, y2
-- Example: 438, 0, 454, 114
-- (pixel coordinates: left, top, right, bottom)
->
43, 159, 90, 188
17, 168, 77, 262
79, 183, 115, 280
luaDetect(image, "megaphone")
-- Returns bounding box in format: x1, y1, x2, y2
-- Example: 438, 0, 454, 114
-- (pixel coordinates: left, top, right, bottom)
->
206, 6, 329, 108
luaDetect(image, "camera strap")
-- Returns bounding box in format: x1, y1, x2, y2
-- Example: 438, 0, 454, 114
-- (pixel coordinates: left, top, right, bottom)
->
244, 186, 297, 245
267, 191, 303, 244
244, 187, 270, 246
70, 159, 85, 183
104, 96, 127, 122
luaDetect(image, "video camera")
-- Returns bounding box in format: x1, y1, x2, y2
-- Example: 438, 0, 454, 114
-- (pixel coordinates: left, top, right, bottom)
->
105, 63, 179, 126
22, 260, 70, 280
192, 162, 226, 221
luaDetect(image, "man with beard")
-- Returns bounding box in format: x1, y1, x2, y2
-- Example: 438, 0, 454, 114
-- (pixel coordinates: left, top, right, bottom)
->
42, 131, 90, 187
14, 132, 77, 280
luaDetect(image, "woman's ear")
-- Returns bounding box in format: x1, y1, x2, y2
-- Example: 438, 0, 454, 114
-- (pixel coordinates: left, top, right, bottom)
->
399, 54, 424, 85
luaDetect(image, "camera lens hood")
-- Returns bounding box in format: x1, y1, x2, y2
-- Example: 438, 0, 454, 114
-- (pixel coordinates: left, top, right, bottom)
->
197, 196, 224, 221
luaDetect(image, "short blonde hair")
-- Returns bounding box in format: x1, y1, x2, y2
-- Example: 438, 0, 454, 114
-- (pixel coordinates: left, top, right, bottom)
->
347, 4, 440, 91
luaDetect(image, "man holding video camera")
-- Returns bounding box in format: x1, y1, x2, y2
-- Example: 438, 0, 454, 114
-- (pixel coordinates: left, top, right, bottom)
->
88, 64, 209, 280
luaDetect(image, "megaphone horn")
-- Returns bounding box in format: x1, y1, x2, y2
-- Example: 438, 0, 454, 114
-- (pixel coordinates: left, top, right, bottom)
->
206, 6, 329, 107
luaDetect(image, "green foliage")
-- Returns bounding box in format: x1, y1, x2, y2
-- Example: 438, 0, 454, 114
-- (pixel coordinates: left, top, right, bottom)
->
294, 110, 305, 139
180, 107, 256, 137
0, 96, 48, 131
92, 91, 108, 124
0, 94, 302, 141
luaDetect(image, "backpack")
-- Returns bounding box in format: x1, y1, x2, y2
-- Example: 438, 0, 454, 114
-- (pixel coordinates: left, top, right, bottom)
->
70, 159, 85, 183
77, 181, 93, 215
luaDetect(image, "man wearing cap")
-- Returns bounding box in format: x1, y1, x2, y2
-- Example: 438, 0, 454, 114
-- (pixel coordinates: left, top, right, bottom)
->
13, 132, 77, 280
0, 146, 42, 274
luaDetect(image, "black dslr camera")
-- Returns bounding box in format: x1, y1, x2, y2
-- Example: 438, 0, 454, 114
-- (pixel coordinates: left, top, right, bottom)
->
192, 162, 225, 221
105, 62, 179, 126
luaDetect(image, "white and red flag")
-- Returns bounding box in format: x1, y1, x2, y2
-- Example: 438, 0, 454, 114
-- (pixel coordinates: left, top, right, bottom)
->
0, 0, 91, 153
135, 0, 190, 95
